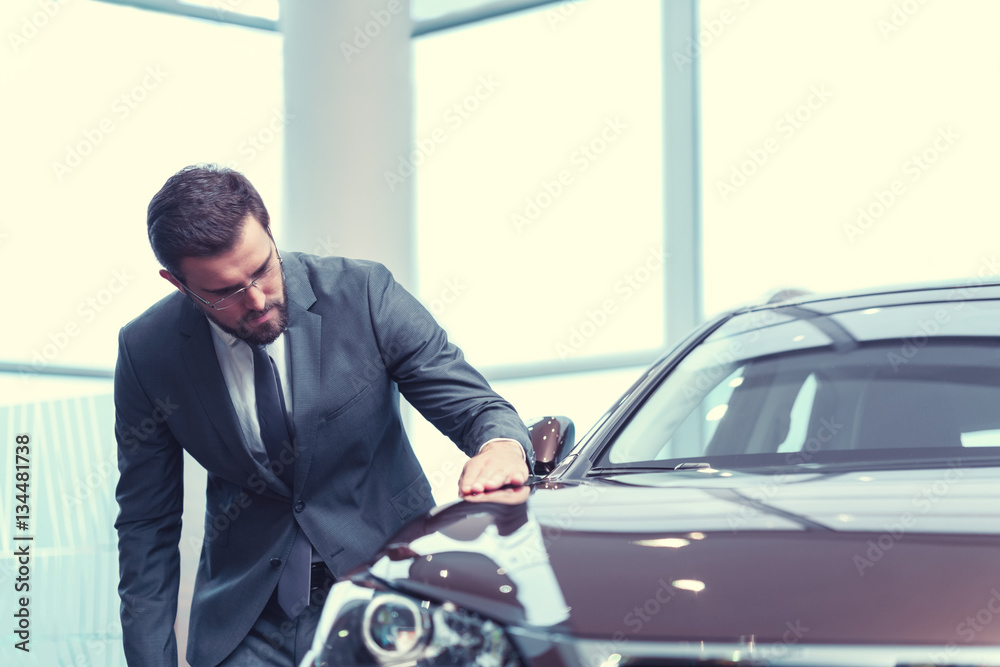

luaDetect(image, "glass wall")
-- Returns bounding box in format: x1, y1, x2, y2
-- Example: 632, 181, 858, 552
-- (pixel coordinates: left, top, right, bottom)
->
2, 1, 283, 663
414, 0, 665, 368
3, 0, 284, 373
12, 0, 998, 663
409, 0, 665, 500
699, 0, 1000, 317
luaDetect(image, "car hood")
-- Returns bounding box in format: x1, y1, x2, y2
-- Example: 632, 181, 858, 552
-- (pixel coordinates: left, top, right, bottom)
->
365, 466, 1000, 646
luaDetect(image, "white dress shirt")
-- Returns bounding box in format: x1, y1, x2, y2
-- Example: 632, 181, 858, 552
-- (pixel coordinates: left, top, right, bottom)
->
207, 319, 292, 462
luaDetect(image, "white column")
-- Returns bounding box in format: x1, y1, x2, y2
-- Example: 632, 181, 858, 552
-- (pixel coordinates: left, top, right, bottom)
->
662, 0, 704, 345
280, 0, 415, 288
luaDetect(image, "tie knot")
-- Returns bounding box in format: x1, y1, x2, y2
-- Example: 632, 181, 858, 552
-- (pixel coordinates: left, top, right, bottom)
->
250, 343, 270, 362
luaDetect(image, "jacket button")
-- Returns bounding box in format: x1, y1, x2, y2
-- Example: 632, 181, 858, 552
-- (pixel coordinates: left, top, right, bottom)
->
294, 501, 305, 513
270, 558, 281, 568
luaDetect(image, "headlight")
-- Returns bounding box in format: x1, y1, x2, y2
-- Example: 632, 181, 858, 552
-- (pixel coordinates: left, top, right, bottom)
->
362, 594, 431, 661
302, 582, 525, 667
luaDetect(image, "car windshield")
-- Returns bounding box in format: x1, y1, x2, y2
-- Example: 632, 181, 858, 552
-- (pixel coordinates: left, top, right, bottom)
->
602, 299, 1000, 471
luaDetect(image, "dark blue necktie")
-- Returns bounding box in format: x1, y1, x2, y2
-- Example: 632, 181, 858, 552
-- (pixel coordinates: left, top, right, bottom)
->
251, 344, 294, 486
250, 343, 311, 617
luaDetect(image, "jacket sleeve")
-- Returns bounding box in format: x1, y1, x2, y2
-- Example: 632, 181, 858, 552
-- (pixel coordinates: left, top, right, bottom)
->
365, 263, 534, 467
114, 328, 183, 667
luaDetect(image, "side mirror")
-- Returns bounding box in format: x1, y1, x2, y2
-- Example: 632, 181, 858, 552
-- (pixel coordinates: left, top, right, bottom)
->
526, 416, 575, 476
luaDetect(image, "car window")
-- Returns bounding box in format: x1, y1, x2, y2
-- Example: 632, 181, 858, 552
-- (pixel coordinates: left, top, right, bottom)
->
642, 365, 745, 461
774, 373, 817, 453
963, 429, 1000, 447
604, 303, 1000, 469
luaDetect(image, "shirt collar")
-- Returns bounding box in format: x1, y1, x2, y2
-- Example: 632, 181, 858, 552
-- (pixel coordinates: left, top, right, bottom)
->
206, 316, 287, 360
207, 317, 243, 349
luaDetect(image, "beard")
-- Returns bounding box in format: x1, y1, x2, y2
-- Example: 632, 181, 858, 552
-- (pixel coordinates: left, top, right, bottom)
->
205, 279, 290, 346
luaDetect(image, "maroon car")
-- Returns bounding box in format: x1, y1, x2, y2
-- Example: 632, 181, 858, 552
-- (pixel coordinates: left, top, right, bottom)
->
302, 280, 1000, 667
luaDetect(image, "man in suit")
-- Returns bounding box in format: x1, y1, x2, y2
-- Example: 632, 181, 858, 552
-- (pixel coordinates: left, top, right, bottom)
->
114, 165, 533, 666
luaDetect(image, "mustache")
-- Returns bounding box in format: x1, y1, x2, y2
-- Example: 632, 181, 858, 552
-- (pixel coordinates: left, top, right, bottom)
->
242, 301, 278, 321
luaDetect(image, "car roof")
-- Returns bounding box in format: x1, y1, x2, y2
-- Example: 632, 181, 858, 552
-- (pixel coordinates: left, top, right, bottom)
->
736, 277, 1000, 316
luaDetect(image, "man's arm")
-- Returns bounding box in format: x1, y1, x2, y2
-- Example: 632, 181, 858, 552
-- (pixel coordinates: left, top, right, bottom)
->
114, 329, 184, 667
364, 264, 533, 493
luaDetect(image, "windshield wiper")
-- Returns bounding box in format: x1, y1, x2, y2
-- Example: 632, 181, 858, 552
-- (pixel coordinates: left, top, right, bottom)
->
673, 461, 714, 470
588, 461, 721, 476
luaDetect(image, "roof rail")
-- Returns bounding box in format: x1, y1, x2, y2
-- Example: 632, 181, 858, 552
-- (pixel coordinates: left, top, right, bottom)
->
765, 288, 813, 304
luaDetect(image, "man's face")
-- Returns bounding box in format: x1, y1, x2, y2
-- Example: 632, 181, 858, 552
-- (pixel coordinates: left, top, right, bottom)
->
161, 215, 290, 346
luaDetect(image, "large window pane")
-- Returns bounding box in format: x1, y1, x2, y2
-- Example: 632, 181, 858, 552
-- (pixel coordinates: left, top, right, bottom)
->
2, 0, 283, 375
413, 0, 665, 369
2, 3, 283, 663
700, 0, 1000, 316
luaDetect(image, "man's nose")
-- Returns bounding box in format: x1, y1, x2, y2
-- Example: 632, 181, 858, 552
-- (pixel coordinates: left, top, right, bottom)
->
245, 283, 267, 310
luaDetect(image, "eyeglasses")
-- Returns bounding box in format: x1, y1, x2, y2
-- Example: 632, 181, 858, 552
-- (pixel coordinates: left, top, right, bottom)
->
181, 251, 283, 311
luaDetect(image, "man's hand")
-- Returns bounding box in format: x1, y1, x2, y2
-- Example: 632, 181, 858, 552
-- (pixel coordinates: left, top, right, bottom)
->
458, 439, 530, 497
462, 485, 531, 505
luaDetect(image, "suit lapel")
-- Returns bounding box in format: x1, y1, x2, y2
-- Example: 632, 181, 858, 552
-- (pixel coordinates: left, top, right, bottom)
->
283, 254, 321, 492
178, 298, 282, 490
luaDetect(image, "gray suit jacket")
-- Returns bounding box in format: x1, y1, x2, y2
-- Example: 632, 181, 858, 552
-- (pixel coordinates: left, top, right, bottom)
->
114, 253, 532, 666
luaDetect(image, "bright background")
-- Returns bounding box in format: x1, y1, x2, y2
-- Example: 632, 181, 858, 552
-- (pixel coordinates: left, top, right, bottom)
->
2, 0, 1000, 664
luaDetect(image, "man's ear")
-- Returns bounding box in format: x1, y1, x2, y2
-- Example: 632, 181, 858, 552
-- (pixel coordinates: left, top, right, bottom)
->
160, 269, 186, 294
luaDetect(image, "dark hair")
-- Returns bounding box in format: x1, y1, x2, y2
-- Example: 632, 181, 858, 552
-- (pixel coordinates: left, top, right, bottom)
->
147, 164, 270, 278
